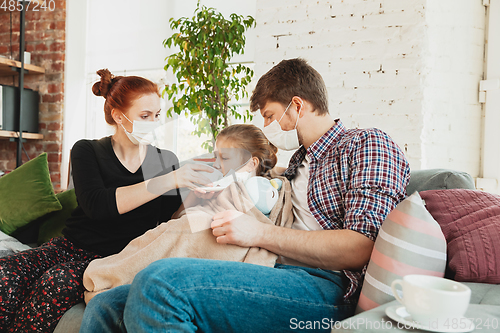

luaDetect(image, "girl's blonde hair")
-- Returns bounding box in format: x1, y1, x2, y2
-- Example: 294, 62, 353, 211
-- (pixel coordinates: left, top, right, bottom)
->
217, 124, 278, 177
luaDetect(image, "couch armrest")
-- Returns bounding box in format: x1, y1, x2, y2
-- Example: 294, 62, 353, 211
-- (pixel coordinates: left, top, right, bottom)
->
406, 169, 475, 195
53, 302, 85, 333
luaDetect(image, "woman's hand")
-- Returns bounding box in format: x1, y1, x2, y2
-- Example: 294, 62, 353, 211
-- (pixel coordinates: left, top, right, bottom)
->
211, 210, 267, 247
193, 188, 220, 200
173, 164, 214, 190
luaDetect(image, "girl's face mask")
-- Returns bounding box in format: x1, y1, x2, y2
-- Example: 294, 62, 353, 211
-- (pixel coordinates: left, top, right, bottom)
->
202, 155, 253, 191
121, 113, 161, 145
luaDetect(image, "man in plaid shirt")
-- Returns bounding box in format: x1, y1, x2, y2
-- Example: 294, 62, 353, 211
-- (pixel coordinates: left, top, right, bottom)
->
83, 59, 410, 333
248, 58, 410, 306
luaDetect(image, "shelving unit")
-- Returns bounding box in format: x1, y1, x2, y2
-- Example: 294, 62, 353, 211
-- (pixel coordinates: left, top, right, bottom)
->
0, 130, 43, 140
0, 57, 45, 76
0, 2, 45, 167
0, 59, 45, 142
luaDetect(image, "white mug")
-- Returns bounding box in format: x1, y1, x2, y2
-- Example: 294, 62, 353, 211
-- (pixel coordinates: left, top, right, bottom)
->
391, 274, 471, 325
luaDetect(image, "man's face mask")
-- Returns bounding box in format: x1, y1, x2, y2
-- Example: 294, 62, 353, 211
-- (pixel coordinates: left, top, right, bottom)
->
262, 100, 302, 151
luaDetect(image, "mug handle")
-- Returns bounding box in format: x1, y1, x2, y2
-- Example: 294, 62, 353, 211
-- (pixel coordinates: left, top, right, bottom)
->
391, 279, 405, 305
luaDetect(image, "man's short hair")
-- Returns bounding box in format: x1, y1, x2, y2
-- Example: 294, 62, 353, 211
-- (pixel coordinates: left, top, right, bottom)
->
250, 58, 329, 115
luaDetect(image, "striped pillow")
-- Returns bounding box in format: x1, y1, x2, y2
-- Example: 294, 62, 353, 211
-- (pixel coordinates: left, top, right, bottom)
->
356, 192, 447, 313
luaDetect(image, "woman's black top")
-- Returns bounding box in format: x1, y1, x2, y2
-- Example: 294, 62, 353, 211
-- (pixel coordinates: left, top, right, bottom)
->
63, 136, 182, 256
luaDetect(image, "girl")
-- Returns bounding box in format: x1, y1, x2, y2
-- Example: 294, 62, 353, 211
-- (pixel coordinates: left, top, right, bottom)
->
0, 69, 213, 332
176, 124, 279, 212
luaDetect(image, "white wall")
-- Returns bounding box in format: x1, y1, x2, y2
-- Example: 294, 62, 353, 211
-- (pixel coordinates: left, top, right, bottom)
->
254, 0, 428, 169
254, 0, 486, 176
62, 0, 89, 188
479, 0, 500, 194
421, 0, 485, 176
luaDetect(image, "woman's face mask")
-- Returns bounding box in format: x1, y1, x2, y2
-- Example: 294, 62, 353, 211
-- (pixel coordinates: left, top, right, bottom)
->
262, 100, 302, 151
121, 112, 161, 145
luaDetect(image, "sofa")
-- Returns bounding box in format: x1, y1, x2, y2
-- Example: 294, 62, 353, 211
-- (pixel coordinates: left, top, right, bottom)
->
333, 169, 500, 332
55, 168, 500, 332
1, 157, 499, 332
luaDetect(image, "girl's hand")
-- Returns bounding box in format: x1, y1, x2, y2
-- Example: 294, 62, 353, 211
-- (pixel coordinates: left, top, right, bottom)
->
173, 164, 214, 190
211, 210, 266, 247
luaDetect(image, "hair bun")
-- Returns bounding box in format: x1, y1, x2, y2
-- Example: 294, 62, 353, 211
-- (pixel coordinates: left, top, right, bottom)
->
92, 69, 114, 98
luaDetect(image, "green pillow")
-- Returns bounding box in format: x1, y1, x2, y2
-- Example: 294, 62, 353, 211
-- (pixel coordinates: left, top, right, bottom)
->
38, 189, 78, 245
0, 153, 62, 235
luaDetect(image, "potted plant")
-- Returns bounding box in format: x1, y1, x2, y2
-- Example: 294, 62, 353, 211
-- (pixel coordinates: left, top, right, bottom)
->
163, 2, 255, 152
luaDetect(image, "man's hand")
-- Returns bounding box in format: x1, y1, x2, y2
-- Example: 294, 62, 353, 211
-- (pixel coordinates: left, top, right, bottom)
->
211, 210, 267, 247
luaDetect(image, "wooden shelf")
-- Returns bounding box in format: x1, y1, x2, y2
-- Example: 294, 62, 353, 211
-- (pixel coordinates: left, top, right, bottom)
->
0, 57, 45, 77
0, 130, 43, 140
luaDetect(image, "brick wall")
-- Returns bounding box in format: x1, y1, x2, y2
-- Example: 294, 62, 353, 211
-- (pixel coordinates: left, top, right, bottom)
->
254, 0, 485, 176
0, 0, 66, 189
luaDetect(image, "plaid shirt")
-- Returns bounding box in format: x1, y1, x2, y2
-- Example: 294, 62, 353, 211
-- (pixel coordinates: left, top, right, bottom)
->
283, 120, 410, 304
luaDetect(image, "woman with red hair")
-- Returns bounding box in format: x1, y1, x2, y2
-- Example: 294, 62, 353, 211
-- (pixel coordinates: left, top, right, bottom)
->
0, 69, 213, 332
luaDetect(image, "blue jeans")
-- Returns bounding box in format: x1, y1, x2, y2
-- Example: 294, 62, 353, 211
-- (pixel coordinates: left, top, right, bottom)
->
80, 258, 354, 333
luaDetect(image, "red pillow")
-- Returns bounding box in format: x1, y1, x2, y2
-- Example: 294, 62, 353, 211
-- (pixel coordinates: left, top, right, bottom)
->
420, 189, 500, 284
